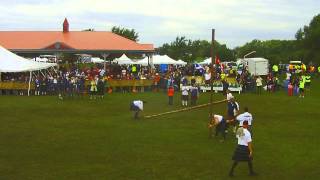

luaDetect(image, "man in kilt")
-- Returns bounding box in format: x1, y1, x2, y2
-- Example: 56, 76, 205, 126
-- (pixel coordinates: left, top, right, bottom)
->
229, 120, 257, 177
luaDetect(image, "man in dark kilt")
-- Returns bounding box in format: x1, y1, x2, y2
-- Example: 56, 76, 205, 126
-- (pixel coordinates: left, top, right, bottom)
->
229, 120, 257, 177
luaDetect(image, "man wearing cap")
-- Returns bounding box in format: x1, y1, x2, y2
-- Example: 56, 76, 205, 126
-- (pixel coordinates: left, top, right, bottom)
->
236, 107, 253, 133
229, 120, 257, 177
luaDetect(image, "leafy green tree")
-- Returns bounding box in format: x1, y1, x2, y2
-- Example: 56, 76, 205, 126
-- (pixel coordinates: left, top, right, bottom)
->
111, 26, 139, 42
158, 36, 234, 63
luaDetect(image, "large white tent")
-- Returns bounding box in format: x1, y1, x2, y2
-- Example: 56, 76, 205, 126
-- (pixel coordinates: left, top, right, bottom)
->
0, 46, 57, 72
137, 55, 179, 65
0, 46, 57, 96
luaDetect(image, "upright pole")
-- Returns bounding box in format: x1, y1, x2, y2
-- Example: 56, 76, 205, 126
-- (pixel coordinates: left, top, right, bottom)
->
210, 29, 215, 118
28, 71, 32, 96
103, 54, 107, 71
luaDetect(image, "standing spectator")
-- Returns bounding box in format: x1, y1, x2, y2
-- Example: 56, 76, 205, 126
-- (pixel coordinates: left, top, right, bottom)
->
181, 85, 189, 107
53, 76, 58, 95
78, 77, 85, 98
204, 71, 211, 86
190, 85, 199, 106
35, 77, 40, 96
167, 86, 174, 105
97, 77, 105, 99
299, 76, 305, 98
255, 76, 263, 94
90, 77, 98, 100
153, 73, 160, 92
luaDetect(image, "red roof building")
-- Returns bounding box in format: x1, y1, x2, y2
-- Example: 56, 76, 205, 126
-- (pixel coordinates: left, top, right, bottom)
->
0, 18, 154, 55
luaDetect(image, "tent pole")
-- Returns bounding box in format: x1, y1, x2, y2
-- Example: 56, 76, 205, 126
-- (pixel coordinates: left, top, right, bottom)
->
28, 71, 32, 96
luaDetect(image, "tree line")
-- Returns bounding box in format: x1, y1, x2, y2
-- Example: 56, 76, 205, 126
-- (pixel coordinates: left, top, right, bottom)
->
108, 14, 320, 65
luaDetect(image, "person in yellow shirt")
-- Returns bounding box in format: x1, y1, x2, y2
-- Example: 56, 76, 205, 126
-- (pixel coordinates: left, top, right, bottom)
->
299, 76, 305, 98
272, 64, 279, 76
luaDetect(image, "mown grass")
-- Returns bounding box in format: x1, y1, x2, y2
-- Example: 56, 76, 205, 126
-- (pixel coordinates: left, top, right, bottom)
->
0, 79, 319, 180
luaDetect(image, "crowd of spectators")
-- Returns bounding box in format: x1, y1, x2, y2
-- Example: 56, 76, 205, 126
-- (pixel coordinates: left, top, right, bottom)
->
1, 62, 319, 97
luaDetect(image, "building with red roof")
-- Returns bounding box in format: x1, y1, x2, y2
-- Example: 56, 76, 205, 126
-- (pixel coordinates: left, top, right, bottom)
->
0, 18, 154, 56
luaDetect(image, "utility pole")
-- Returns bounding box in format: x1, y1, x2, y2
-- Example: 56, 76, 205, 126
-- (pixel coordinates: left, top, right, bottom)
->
210, 29, 215, 119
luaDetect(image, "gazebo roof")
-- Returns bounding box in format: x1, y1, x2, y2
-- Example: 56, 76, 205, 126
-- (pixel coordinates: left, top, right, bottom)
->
0, 31, 154, 54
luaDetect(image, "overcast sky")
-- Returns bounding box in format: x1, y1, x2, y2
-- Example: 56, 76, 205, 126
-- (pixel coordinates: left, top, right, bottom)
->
0, 0, 319, 48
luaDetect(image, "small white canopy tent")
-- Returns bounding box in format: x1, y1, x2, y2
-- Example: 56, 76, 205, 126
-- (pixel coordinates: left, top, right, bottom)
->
176, 59, 187, 65
199, 58, 212, 65
0, 46, 57, 95
91, 57, 105, 63
136, 57, 149, 66
112, 54, 141, 65
29, 57, 50, 63
136, 55, 180, 66
153, 55, 178, 64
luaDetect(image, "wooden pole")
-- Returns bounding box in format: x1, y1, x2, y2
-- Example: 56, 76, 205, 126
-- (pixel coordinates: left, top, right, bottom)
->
210, 29, 215, 119
145, 99, 225, 119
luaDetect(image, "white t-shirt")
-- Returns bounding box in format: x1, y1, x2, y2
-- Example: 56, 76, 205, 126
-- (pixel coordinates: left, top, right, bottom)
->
133, 100, 143, 110
181, 86, 189, 96
204, 73, 211, 81
236, 112, 253, 126
286, 73, 291, 80
226, 93, 233, 101
237, 128, 252, 146
256, 77, 262, 86
233, 102, 240, 116
214, 115, 223, 123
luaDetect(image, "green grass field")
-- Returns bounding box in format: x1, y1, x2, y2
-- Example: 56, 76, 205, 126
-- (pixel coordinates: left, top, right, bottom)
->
0, 79, 320, 180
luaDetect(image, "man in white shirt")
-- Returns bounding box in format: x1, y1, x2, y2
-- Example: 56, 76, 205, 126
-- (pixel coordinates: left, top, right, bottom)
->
236, 107, 253, 132
130, 100, 145, 119
204, 72, 211, 85
256, 76, 263, 94
229, 121, 257, 177
181, 86, 189, 107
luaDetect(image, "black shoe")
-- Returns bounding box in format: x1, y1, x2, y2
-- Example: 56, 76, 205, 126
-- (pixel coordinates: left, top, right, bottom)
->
249, 172, 258, 176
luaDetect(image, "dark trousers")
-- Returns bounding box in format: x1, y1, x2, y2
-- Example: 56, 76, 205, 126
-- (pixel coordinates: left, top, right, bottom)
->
256, 86, 262, 94
215, 119, 226, 140
191, 97, 197, 106
168, 96, 173, 105
134, 111, 140, 119
229, 160, 254, 175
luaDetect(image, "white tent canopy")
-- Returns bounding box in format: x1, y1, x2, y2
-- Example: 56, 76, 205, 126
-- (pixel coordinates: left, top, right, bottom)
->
0, 46, 57, 72
113, 54, 141, 65
176, 59, 187, 65
198, 58, 212, 65
153, 55, 178, 64
91, 57, 105, 63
